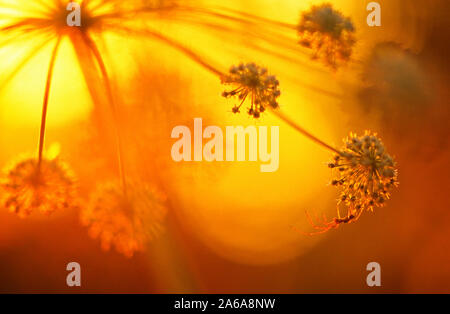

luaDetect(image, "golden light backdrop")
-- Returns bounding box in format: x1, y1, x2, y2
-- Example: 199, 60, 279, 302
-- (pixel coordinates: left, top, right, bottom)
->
0, 0, 448, 292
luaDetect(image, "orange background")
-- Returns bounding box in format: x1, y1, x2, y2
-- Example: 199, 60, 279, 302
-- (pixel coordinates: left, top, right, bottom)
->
0, 0, 449, 293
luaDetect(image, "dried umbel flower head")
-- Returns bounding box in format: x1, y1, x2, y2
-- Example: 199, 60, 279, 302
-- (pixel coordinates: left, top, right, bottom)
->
305, 131, 399, 234
1, 158, 75, 218
297, 3, 355, 68
222, 63, 280, 119
329, 131, 398, 212
81, 182, 168, 258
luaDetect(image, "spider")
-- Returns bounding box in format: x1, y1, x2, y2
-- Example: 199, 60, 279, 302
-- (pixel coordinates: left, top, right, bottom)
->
301, 205, 364, 235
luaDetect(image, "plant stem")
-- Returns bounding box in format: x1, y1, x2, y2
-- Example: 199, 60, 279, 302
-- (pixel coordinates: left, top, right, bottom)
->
197, 6, 298, 30
38, 36, 62, 169
271, 109, 341, 155
111, 25, 225, 77
81, 33, 127, 193
106, 25, 336, 158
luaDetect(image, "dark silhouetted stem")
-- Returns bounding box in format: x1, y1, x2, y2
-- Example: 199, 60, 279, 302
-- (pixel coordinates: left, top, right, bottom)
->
38, 36, 61, 169
271, 109, 341, 154
111, 25, 225, 77
81, 33, 127, 193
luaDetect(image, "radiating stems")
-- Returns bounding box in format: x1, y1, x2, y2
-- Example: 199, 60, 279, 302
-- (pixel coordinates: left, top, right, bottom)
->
198, 6, 298, 30
270, 109, 341, 155
112, 25, 337, 156
111, 25, 225, 77
144, 29, 225, 77
38, 36, 62, 169
81, 33, 127, 194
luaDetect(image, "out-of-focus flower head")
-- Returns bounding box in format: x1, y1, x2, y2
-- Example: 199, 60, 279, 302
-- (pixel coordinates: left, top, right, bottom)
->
359, 42, 429, 119
328, 131, 399, 214
297, 3, 355, 69
1, 157, 75, 218
222, 63, 280, 119
81, 181, 168, 258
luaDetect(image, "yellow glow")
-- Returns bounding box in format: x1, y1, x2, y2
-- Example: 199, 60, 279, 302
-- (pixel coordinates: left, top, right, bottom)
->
130, 0, 350, 265
1, 37, 93, 127
0, 0, 378, 266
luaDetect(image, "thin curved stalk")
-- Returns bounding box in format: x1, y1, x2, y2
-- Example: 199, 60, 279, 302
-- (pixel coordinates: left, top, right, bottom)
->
111, 26, 338, 155
271, 109, 341, 154
38, 35, 62, 168
80, 32, 127, 193
207, 6, 298, 30
111, 25, 225, 77
161, 16, 332, 76
0, 35, 53, 93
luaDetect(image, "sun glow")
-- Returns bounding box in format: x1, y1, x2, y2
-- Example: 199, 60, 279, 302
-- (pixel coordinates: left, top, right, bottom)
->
0, 37, 93, 127
0, 0, 399, 268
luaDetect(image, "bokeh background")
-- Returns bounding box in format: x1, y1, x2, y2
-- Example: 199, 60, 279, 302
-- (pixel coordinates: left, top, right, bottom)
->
0, 0, 448, 293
